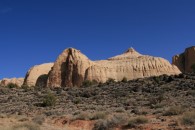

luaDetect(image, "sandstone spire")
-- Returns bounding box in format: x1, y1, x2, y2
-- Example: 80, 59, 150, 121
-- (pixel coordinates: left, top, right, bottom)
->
47, 48, 94, 88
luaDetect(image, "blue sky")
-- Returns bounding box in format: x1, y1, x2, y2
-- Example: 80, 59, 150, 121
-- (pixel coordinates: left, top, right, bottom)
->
0, 0, 195, 79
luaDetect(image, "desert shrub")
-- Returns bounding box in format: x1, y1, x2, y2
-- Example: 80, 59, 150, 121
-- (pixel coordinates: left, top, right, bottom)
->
0, 87, 10, 94
92, 79, 99, 85
177, 73, 185, 78
148, 93, 165, 109
75, 112, 91, 120
12, 123, 40, 130
56, 88, 63, 95
21, 85, 31, 91
42, 92, 56, 107
153, 76, 161, 83
181, 111, 195, 126
21, 84, 29, 89
115, 108, 125, 113
106, 78, 115, 83
98, 82, 104, 87
93, 113, 129, 130
163, 106, 184, 116
121, 77, 128, 83
82, 80, 98, 87
151, 103, 165, 109
149, 94, 164, 108
90, 112, 107, 120
6, 83, 19, 89
82, 80, 93, 87
33, 86, 42, 91
127, 116, 148, 128
187, 90, 195, 97
73, 98, 82, 104
32, 115, 45, 125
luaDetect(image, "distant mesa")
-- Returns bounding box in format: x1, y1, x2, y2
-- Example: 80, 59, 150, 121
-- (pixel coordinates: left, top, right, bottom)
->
172, 46, 195, 73
0, 78, 24, 87
47, 47, 181, 88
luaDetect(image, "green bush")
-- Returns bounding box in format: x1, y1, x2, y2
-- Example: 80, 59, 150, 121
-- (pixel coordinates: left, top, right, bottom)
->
153, 76, 161, 83
42, 92, 56, 107
181, 111, 195, 126
121, 77, 128, 83
82, 80, 98, 87
6, 83, 19, 88
106, 78, 115, 83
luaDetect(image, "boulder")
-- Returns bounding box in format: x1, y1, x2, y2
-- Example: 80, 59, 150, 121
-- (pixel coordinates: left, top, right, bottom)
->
172, 46, 195, 73
47, 47, 181, 88
0, 78, 24, 87
23, 63, 54, 87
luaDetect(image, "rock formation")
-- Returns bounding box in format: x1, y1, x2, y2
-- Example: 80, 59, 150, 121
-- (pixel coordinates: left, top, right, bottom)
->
23, 63, 54, 87
47, 47, 181, 88
0, 78, 24, 87
47, 48, 94, 88
172, 46, 195, 73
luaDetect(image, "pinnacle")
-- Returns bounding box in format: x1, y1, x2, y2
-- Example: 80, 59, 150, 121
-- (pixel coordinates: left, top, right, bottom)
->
124, 47, 137, 53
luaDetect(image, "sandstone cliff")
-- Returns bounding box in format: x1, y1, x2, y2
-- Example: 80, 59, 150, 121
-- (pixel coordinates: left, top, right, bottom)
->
47, 48, 94, 88
0, 78, 24, 87
172, 46, 195, 73
47, 48, 181, 88
23, 63, 54, 87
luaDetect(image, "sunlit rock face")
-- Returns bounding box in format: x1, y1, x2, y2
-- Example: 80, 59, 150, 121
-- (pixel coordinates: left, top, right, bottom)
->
23, 63, 54, 87
47, 48, 94, 88
47, 47, 181, 88
173, 46, 195, 73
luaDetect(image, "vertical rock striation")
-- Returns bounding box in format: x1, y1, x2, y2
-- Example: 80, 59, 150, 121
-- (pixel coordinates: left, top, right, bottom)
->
172, 46, 195, 73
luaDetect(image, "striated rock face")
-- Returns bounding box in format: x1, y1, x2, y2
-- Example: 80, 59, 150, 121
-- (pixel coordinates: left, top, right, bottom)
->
0, 78, 24, 87
24, 63, 54, 87
172, 46, 195, 73
86, 48, 180, 83
47, 47, 181, 88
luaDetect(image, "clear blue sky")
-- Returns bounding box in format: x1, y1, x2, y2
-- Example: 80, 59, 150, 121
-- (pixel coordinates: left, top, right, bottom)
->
0, 0, 195, 79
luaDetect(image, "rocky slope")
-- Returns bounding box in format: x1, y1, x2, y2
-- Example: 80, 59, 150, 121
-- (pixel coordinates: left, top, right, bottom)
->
23, 63, 54, 87
47, 48, 181, 88
0, 78, 24, 87
0, 73, 195, 130
173, 46, 195, 73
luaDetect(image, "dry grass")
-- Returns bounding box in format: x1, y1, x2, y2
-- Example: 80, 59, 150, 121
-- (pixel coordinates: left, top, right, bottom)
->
181, 111, 195, 126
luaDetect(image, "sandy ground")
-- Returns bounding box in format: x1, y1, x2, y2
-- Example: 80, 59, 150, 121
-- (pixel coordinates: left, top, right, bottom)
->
0, 115, 191, 130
